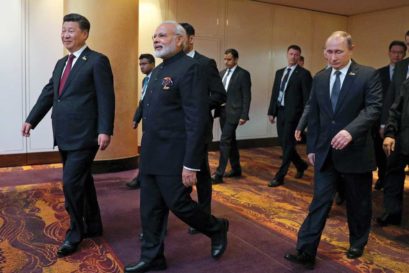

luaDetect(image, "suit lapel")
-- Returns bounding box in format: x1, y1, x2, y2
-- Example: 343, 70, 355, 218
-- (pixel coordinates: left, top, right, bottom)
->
54, 57, 67, 96
227, 67, 239, 92
60, 47, 90, 96
334, 63, 358, 115
320, 68, 332, 115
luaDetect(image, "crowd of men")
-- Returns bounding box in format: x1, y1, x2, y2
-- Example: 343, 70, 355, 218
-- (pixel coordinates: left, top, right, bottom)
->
21, 13, 409, 272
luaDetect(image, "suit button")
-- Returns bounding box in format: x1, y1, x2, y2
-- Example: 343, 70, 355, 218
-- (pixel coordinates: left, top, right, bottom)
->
57, 99, 61, 102
331, 120, 335, 124
147, 103, 149, 107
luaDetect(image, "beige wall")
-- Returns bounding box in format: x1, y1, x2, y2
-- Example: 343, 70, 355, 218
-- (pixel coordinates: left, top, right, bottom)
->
348, 6, 409, 68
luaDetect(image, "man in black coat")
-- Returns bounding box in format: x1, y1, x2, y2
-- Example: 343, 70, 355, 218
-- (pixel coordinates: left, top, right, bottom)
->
284, 31, 382, 269
373, 41, 406, 190
21, 14, 115, 257
180, 22, 226, 234
268, 45, 312, 187
126, 53, 156, 189
124, 21, 228, 273
380, 79, 409, 226
212, 48, 252, 184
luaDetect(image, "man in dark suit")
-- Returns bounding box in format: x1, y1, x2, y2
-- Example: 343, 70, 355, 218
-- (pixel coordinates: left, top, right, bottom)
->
126, 53, 156, 189
284, 31, 382, 269
267, 45, 311, 187
180, 22, 226, 234
21, 14, 115, 257
373, 41, 406, 190
124, 21, 228, 273
379, 78, 409, 226
211, 48, 252, 184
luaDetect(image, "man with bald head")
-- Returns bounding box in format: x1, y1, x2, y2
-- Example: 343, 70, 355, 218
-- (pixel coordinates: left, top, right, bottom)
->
284, 31, 382, 269
124, 21, 228, 273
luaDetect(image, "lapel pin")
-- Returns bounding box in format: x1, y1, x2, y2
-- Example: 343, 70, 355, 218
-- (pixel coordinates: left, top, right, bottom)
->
82, 56, 87, 61
348, 72, 355, 76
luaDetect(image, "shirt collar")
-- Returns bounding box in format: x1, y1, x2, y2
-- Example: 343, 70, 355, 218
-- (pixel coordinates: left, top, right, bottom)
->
186, 50, 195, 58
70, 44, 87, 59
227, 65, 237, 73
331, 60, 352, 76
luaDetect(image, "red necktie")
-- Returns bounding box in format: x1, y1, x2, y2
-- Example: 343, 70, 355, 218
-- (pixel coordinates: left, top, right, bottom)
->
59, 54, 76, 96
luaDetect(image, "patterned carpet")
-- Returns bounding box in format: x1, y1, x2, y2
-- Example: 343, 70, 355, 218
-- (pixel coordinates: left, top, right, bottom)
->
0, 146, 408, 272
208, 147, 409, 273
0, 182, 122, 273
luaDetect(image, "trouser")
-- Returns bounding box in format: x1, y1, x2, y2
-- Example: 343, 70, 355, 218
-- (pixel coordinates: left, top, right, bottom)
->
139, 174, 223, 262
59, 147, 102, 243
296, 159, 372, 256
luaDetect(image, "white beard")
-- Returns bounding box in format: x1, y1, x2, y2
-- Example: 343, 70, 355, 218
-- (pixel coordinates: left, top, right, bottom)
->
154, 42, 177, 59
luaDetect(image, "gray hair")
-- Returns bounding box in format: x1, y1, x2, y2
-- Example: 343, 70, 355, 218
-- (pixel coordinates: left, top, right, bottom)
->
328, 31, 353, 49
161, 20, 186, 36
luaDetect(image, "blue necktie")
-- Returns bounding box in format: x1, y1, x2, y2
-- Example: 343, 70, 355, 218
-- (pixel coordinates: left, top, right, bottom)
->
277, 68, 291, 106
331, 71, 341, 111
141, 76, 149, 100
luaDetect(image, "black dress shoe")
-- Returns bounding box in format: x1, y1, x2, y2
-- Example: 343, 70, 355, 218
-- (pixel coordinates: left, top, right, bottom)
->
374, 179, 384, 190
211, 174, 224, 184
346, 247, 364, 259
211, 218, 229, 259
335, 192, 345, 205
124, 258, 167, 273
284, 250, 315, 270
295, 165, 308, 179
57, 240, 80, 257
224, 170, 242, 178
268, 178, 284, 187
126, 177, 141, 189
376, 212, 402, 226
188, 227, 200, 235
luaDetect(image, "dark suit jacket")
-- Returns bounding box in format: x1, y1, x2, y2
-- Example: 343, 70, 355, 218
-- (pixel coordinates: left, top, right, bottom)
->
133, 100, 143, 124
194, 51, 226, 143
26, 47, 115, 150
217, 66, 251, 124
381, 58, 409, 124
307, 62, 383, 173
374, 65, 392, 130
268, 65, 312, 123
139, 51, 208, 175
385, 79, 409, 155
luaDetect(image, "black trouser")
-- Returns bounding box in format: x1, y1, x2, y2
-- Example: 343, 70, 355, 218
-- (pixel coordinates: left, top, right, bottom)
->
216, 106, 241, 176
59, 147, 102, 244
373, 129, 387, 182
139, 174, 222, 262
275, 107, 307, 180
196, 143, 212, 214
383, 152, 409, 216
296, 158, 372, 257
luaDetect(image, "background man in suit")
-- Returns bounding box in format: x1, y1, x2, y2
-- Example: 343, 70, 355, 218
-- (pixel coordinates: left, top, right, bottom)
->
21, 13, 115, 257
124, 21, 228, 273
379, 78, 409, 226
126, 53, 156, 189
267, 45, 312, 187
374, 41, 406, 190
212, 48, 252, 184
180, 22, 226, 234
285, 31, 382, 269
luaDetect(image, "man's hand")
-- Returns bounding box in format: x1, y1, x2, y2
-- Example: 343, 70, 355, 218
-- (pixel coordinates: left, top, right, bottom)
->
294, 129, 302, 141
98, 134, 111, 151
21, 123, 32, 137
239, 119, 247, 126
331, 130, 352, 150
383, 137, 395, 157
132, 121, 138, 129
268, 115, 275, 124
182, 168, 197, 187
307, 153, 315, 166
